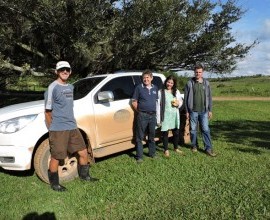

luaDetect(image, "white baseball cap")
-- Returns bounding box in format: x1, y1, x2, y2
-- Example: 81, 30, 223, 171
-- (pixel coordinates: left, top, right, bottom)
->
56, 61, 71, 70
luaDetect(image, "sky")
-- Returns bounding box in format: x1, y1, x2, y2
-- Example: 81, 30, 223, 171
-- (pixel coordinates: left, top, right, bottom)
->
179, 0, 270, 78
229, 0, 270, 77
116, 1, 270, 77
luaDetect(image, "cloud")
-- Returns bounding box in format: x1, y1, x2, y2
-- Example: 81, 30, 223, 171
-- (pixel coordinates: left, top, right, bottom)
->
179, 0, 270, 77
259, 19, 270, 40
231, 17, 270, 76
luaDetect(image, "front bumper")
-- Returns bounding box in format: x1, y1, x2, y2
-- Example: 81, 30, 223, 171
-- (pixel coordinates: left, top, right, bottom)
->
0, 112, 48, 171
0, 145, 33, 170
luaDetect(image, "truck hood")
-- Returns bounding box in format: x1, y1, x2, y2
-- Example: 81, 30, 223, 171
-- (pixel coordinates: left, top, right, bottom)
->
0, 100, 44, 121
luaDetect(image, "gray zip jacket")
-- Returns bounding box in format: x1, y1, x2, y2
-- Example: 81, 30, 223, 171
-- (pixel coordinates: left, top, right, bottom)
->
184, 77, 212, 113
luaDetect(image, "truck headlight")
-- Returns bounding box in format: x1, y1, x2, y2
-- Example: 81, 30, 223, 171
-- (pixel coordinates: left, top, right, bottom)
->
0, 114, 38, 134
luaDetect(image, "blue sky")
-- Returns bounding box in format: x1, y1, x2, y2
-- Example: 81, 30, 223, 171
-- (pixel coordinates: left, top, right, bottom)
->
115, 1, 270, 77
179, 0, 270, 77
229, 0, 270, 76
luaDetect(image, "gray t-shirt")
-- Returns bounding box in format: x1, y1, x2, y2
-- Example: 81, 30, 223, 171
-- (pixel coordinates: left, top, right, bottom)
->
45, 81, 77, 131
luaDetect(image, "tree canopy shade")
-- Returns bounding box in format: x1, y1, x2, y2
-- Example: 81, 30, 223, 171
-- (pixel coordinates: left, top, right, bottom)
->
0, 0, 257, 87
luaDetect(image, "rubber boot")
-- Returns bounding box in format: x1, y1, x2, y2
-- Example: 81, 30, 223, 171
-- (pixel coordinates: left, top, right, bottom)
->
48, 170, 67, 192
78, 164, 99, 182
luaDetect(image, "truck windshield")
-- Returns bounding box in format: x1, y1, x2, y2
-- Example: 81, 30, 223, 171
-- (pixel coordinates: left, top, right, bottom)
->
73, 77, 105, 100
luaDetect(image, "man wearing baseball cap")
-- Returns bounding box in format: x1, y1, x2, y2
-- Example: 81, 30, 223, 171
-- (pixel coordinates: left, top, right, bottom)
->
55, 61, 71, 70
44, 61, 98, 192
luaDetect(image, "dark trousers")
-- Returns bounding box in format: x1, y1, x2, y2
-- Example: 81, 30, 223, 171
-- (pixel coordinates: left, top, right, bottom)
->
162, 128, 179, 151
135, 112, 157, 159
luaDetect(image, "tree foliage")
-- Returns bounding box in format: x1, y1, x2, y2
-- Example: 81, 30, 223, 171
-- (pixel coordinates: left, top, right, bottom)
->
0, 0, 257, 89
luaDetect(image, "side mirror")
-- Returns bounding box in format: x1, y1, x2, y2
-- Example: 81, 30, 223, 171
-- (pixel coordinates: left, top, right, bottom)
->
97, 91, 114, 103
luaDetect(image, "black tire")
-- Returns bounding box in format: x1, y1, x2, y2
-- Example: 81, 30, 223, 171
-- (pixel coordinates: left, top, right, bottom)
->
34, 139, 78, 183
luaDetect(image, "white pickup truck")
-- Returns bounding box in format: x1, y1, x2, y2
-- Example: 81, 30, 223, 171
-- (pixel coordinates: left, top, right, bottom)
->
0, 71, 169, 183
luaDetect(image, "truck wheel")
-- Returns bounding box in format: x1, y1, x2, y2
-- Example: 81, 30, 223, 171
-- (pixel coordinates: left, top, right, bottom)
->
34, 139, 78, 183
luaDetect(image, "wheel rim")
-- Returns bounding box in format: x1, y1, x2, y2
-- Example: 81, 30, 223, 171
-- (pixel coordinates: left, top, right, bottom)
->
47, 155, 78, 179
59, 156, 78, 178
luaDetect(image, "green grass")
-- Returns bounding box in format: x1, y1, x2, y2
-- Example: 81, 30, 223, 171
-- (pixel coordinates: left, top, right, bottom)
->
210, 75, 270, 97
1, 100, 270, 219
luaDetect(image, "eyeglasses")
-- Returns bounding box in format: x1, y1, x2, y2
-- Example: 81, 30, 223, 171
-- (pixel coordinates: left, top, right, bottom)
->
57, 67, 71, 72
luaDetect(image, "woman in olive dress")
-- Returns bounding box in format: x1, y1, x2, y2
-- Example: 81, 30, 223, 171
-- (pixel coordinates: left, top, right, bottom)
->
157, 75, 184, 157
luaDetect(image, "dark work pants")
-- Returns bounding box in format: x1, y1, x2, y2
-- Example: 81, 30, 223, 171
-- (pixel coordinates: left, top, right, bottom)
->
162, 128, 179, 151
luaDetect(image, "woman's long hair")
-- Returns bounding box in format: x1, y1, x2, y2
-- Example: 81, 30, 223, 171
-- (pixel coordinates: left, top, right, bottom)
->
164, 75, 177, 97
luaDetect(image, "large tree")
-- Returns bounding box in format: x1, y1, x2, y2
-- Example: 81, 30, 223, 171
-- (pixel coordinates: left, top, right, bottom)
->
0, 0, 257, 89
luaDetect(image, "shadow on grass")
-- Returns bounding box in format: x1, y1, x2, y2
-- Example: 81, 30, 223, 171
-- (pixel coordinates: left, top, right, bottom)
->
0, 167, 34, 177
22, 212, 56, 220
95, 147, 160, 163
211, 120, 270, 150
94, 148, 136, 163
235, 148, 262, 154
95, 140, 170, 163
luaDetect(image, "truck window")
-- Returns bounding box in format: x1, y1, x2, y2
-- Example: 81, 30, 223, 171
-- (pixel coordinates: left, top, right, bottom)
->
100, 76, 135, 101
73, 77, 105, 100
152, 76, 163, 90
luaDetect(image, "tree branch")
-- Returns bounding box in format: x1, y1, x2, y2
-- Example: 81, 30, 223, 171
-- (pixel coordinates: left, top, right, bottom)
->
16, 43, 45, 58
1, 60, 45, 76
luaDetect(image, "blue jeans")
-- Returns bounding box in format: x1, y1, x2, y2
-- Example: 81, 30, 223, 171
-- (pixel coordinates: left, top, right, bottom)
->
190, 111, 212, 152
135, 112, 157, 159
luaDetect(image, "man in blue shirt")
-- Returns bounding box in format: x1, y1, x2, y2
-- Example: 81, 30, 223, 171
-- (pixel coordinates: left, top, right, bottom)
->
132, 70, 159, 163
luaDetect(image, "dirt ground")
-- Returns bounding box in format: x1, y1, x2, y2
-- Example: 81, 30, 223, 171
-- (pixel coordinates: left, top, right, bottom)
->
213, 96, 270, 101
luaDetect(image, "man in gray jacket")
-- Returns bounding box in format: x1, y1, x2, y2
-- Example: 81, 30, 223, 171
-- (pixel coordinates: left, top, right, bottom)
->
184, 63, 216, 157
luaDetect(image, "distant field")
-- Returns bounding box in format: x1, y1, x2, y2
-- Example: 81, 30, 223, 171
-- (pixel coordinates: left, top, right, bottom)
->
1, 75, 269, 108
210, 75, 270, 97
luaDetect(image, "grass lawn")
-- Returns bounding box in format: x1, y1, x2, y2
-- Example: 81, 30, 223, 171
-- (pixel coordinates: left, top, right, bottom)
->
210, 75, 270, 97
0, 100, 269, 219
